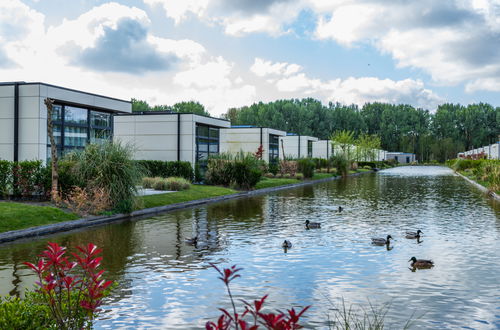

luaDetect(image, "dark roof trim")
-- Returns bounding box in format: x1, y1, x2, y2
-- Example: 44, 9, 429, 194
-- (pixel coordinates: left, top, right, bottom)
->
116, 111, 230, 122
0, 81, 130, 104
228, 126, 285, 130
53, 99, 125, 114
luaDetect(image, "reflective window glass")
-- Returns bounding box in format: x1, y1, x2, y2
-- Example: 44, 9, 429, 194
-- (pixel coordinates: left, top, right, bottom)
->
65, 106, 87, 125
64, 126, 88, 147
91, 111, 111, 127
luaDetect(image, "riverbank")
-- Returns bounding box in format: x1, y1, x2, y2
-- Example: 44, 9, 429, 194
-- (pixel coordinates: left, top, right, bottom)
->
0, 172, 361, 243
446, 158, 500, 200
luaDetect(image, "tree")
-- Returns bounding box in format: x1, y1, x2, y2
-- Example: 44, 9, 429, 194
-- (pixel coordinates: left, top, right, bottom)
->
44, 98, 58, 202
331, 130, 356, 161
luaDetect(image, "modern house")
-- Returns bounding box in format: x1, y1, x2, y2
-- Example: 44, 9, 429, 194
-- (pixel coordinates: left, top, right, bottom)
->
219, 126, 287, 164
280, 134, 319, 159
461, 141, 500, 159
0, 81, 131, 162
312, 140, 334, 159
385, 152, 416, 164
113, 112, 230, 167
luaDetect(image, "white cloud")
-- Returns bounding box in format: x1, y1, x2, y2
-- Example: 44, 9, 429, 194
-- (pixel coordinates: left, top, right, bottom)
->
251, 58, 302, 77
255, 58, 443, 109
174, 56, 233, 88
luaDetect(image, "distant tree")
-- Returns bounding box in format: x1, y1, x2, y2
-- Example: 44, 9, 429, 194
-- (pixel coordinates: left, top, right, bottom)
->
331, 130, 356, 161
131, 99, 211, 116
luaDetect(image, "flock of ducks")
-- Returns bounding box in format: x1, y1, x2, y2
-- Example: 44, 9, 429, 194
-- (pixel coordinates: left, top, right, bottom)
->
186, 207, 434, 271
283, 209, 434, 270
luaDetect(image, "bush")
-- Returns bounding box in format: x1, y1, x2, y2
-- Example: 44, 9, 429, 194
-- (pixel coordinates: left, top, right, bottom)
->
205, 152, 262, 189
142, 176, 158, 189
61, 186, 111, 216
297, 158, 315, 179
0, 160, 11, 197
143, 177, 191, 191
357, 161, 376, 169
165, 177, 190, 191
136, 160, 193, 181
295, 173, 304, 180
268, 162, 279, 175
0, 292, 54, 329
332, 154, 350, 177
279, 160, 298, 176
65, 141, 144, 213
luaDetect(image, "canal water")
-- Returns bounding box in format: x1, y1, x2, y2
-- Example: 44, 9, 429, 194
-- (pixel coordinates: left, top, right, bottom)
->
0, 166, 499, 329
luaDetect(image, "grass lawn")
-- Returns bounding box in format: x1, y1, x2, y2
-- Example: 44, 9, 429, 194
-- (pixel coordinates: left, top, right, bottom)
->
139, 184, 236, 209
0, 202, 79, 233
254, 177, 300, 189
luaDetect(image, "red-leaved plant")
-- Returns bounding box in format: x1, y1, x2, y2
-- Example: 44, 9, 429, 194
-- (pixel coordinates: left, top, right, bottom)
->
206, 263, 309, 330
24, 242, 113, 329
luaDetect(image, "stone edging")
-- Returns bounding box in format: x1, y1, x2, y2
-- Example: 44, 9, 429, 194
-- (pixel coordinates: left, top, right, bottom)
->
455, 171, 500, 201
0, 171, 371, 244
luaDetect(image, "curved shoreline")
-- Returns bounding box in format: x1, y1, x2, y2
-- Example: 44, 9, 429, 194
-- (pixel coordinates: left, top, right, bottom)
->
0, 172, 370, 244
454, 171, 500, 202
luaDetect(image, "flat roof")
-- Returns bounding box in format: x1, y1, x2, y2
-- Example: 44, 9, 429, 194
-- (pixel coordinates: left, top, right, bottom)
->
0, 81, 131, 104
115, 111, 230, 122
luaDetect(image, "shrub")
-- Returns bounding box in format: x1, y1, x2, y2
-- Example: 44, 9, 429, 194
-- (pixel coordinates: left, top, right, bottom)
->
357, 161, 376, 169
66, 141, 144, 213
363, 165, 372, 170
136, 160, 193, 181
295, 173, 304, 180
332, 154, 349, 177
23, 242, 113, 329
297, 158, 315, 179
0, 160, 11, 197
165, 177, 190, 191
0, 292, 54, 329
264, 172, 275, 178
206, 264, 309, 330
205, 152, 262, 189
61, 186, 111, 216
142, 176, 158, 189
268, 162, 279, 175
279, 160, 298, 176
11, 161, 46, 198
152, 178, 169, 191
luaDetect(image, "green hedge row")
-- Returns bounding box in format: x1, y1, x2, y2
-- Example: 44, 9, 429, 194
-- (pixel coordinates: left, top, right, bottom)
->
135, 160, 194, 182
0, 160, 49, 198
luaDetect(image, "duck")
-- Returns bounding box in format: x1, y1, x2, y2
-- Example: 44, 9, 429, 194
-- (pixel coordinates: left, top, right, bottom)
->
305, 220, 321, 229
409, 257, 434, 268
184, 236, 198, 245
406, 230, 423, 239
338, 206, 344, 213
282, 240, 292, 248
371, 235, 393, 246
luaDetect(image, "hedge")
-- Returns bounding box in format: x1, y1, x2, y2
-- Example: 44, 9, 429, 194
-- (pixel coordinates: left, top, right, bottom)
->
135, 160, 194, 181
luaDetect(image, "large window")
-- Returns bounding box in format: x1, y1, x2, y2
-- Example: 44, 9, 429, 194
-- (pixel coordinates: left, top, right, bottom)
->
196, 124, 220, 169
269, 134, 280, 164
47, 104, 113, 160
308, 140, 313, 158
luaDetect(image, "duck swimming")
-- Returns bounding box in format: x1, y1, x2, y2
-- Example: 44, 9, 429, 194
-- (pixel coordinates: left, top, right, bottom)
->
282, 240, 292, 248
409, 257, 434, 268
185, 236, 198, 245
371, 235, 393, 246
406, 230, 423, 239
338, 206, 343, 213
305, 220, 321, 229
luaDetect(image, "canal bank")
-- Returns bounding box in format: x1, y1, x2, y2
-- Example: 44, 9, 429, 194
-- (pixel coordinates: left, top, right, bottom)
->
0, 172, 369, 244
455, 171, 500, 201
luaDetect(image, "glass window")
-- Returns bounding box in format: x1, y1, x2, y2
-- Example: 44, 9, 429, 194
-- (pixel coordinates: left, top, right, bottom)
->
65, 106, 87, 125
47, 125, 62, 145
90, 128, 111, 143
196, 125, 209, 137
91, 111, 111, 127
51, 105, 62, 122
64, 126, 88, 147
269, 134, 280, 164
209, 127, 219, 138
196, 124, 220, 167
308, 140, 313, 158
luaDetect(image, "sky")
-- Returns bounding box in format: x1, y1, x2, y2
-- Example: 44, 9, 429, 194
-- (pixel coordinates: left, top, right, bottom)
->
1, 0, 499, 117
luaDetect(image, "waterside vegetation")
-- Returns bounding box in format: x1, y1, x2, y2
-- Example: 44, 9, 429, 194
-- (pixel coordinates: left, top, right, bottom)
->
447, 158, 500, 193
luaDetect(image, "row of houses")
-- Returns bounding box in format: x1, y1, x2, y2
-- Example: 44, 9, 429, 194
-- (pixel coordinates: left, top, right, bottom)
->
458, 142, 500, 160
1, 82, 400, 167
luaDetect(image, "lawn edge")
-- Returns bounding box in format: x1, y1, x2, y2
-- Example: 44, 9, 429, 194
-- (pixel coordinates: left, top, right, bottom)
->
0, 171, 371, 244
454, 171, 500, 201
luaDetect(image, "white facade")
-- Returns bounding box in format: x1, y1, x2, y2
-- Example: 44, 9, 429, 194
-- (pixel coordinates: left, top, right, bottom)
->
386, 152, 416, 164
114, 113, 230, 166
280, 135, 319, 159
220, 127, 286, 163
461, 142, 500, 159
0, 82, 131, 162
312, 140, 332, 159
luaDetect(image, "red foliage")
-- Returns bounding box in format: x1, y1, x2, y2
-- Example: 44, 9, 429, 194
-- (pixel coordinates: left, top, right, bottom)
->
24, 242, 113, 328
254, 145, 264, 160
206, 264, 309, 330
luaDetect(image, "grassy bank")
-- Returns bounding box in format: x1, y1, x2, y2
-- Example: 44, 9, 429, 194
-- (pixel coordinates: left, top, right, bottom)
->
0, 202, 79, 233
139, 185, 236, 209
447, 159, 500, 193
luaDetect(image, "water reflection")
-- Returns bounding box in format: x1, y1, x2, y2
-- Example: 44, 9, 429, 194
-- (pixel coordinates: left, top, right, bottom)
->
0, 166, 499, 329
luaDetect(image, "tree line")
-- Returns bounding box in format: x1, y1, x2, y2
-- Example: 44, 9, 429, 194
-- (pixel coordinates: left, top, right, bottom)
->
223, 99, 499, 162
131, 98, 499, 162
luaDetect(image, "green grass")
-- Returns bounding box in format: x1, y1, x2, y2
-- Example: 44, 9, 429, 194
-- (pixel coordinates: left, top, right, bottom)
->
312, 173, 337, 179
138, 184, 236, 209
254, 177, 300, 189
0, 202, 79, 233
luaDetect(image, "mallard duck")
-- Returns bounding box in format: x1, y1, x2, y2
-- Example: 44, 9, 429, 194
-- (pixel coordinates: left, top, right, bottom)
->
338, 206, 343, 213
406, 230, 423, 239
409, 257, 434, 268
282, 240, 292, 248
371, 235, 392, 246
305, 220, 321, 229
185, 236, 198, 245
